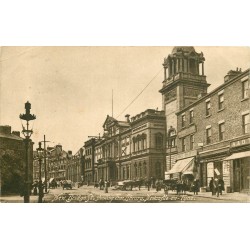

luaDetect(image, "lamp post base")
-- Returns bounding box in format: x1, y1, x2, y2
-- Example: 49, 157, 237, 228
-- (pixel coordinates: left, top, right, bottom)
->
38, 181, 43, 203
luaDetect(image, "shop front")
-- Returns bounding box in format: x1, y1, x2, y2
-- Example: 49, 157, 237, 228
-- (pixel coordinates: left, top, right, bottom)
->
164, 156, 196, 180
207, 161, 223, 182
224, 151, 250, 192
223, 137, 250, 192
198, 149, 228, 187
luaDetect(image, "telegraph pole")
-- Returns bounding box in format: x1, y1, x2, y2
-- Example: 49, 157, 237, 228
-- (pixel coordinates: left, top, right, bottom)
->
40, 135, 50, 193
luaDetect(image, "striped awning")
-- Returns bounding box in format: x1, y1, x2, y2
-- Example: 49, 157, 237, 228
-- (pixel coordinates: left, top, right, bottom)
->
224, 151, 250, 161
165, 157, 194, 175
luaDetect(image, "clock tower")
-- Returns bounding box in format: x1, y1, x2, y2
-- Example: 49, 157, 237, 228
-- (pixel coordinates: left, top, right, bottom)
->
159, 46, 210, 171
159, 46, 210, 133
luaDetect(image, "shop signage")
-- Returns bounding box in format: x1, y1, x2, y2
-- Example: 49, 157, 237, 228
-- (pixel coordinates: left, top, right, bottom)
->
231, 137, 250, 148
176, 150, 197, 160
214, 168, 220, 175
223, 161, 230, 187
207, 162, 214, 177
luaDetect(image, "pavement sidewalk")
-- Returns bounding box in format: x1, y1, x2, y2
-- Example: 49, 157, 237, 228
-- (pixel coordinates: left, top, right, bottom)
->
185, 190, 250, 202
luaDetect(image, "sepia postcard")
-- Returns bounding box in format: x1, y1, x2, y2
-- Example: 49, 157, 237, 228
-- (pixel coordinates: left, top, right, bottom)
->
1, 46, 250, 203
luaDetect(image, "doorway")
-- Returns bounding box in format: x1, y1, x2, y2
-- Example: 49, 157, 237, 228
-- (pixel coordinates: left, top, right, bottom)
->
233, 160, 241, 192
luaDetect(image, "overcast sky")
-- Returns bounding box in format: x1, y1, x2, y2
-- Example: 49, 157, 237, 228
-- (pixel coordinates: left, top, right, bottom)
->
1, 46, 249, 153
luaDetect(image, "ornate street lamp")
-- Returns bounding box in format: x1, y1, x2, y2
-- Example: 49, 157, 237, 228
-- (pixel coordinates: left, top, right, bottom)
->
36, 142, 44, 203
19, 101, 36, 203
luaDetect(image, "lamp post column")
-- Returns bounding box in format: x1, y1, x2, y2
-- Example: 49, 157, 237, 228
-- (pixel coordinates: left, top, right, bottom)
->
24, 138, 30, 203
38, 158, 43, 203
20, 101, 36, 203
37, 142, 44, 203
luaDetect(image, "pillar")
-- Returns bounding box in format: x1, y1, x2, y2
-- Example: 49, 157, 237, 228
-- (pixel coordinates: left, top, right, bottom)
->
172, 59, 175, 75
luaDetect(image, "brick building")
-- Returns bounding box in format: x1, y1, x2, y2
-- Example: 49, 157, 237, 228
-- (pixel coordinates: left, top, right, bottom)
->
33, 143, 84, 185
175, 68, 249, 192
0, 125, 33, 192
162, 47, 250, 193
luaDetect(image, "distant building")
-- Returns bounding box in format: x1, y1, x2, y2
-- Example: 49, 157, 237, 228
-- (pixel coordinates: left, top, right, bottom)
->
0, 125, 24, 157
33, 143, 84, 185
0, 125, 33, 191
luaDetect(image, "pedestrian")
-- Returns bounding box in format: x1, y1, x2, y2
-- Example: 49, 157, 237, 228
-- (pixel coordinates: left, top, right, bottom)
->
176, 180, 182, 195
209, 177, 216, 195
192, 179, 199, 195
164, 184, 169, 195
217, 177, 224, 196
150, 177, 154, 189
155, 179, 159, 192
182, 180, 187, 195
99, 178, 103, 190
33, 185, 38, 195
104, 180, 108, 193
147, 179, 150, 191
214, 177, 219, 197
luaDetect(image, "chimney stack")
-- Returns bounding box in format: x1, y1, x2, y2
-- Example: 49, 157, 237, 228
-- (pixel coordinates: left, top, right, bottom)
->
12, 131, 21, 137
125, 114, 130, 122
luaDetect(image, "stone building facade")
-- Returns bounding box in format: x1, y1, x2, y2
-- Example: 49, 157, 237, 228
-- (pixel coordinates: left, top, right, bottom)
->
84, 109, 166, 184
33, 144, 83, 184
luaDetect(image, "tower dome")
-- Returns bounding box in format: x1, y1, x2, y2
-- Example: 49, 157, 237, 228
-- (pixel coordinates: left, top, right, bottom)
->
172, 46, 195, 54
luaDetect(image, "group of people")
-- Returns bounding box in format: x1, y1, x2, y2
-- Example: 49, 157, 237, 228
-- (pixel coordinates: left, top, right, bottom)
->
209, 177, 225, 197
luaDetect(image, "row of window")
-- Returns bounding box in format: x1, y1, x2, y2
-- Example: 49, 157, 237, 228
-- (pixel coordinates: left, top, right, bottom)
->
181, 134, 195, 152
181, 80, 249, 128
180, 113, 249, 151
133, 138, 147, 152
86, 148, 92, 156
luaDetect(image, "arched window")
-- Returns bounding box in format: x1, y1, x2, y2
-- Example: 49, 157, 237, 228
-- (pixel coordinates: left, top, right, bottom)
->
142, 134, 147, 150
168, 127, 176, 148
155, 133, 163, 149
143, 161, 147, 176
123, 166, 126, 180
138, 162, 142, 178
132, 137, 136, 152
134, 163, 137, 178
127, 166, 130, 179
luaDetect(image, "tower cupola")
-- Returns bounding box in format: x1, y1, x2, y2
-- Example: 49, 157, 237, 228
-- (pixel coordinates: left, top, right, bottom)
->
163, 46, 205, 82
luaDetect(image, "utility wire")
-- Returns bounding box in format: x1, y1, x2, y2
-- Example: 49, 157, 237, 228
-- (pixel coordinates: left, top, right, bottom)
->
116, 67, 163, 119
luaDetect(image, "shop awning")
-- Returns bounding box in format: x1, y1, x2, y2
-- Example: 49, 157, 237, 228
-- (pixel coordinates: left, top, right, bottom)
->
165, 157, 194, 175
182, 159, 195, 175
224, 151, 250, 161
